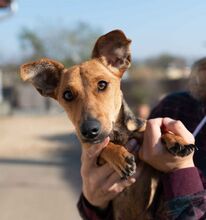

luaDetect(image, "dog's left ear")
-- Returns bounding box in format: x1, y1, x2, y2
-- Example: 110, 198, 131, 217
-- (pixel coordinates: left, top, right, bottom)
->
20, 58, 64, 99
92, 30, 131, 77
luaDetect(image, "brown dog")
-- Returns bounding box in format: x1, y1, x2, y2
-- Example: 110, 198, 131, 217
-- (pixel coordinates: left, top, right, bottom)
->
20, 30, 194, 220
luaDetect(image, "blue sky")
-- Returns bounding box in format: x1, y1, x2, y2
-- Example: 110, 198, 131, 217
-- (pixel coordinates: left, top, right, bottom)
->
1, 0, 206, 63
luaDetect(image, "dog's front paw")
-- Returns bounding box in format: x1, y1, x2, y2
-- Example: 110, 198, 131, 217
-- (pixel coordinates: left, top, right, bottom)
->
161, 133, 195, 157
109, 146, 136, 179
100, 142, 136, 179
167, 143, 195, 157
123, 154, 136, 178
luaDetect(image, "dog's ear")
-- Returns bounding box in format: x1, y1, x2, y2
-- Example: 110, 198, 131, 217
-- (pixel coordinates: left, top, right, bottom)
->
92, 30, 131, 77
20, 58, 64, 99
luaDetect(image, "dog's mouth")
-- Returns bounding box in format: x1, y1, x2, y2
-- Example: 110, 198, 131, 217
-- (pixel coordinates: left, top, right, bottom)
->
81, 132, 110, 144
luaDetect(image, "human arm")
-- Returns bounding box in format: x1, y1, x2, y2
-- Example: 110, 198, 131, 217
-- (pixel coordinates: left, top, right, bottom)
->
139, 117, 206, 219
160, 168, 206, 220
77, 117, 206, 220
77, 138, 139, 220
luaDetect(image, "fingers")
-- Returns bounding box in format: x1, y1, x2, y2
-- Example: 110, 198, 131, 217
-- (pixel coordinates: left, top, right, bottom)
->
95, 163, 116, 180
139, 118, 163, 160
108, 178, 136, 193
83, 166, 138, 207
98, 163, 143, 201
100, 173, 136, 201
125, 138, 139, 153
81, 137, 110, 174
87, 137, 110, 158
106, 172, 136, 192
163, 118, 194, 143
102, 172, 122, 194
145, 118, 163, 140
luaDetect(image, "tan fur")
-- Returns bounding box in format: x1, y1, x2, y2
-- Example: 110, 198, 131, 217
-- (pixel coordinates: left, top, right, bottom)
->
20, 30, 194, 220
56, 59, 123, 144
100, 142, 135, 177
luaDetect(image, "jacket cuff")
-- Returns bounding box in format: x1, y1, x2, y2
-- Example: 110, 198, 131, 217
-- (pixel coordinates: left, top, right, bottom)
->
162, 167, 204, 200
77, 193, 113, 220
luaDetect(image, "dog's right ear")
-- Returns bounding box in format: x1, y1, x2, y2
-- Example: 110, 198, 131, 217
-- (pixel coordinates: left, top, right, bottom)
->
20, 58, 64, 99
92, 30, 131, 77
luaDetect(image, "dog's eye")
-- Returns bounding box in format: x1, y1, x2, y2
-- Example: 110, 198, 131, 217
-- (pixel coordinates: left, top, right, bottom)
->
63, 90, 75, 101
98, 80, 108, 91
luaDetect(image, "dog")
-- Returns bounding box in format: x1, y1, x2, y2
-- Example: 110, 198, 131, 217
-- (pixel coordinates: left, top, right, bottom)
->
20, 30, 195, 220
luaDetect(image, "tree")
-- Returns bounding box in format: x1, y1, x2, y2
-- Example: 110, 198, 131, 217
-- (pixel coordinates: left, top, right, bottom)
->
19, 22, 102, 66
144, 53, 186, 70
19, 28, 46, 59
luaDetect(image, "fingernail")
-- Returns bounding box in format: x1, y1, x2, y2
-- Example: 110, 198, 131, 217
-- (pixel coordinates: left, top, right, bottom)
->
102, 137, 110, 146
126, 139, 138, 152
130, 139, 138, 145
127, 138, 137, 148
130, 178, 136, 183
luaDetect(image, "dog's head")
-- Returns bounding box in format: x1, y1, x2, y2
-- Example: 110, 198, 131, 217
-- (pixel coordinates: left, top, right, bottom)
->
20, 30, 131, 145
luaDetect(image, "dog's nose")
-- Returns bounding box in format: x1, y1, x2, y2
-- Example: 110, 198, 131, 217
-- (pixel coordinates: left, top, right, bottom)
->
80, 119, 101, 139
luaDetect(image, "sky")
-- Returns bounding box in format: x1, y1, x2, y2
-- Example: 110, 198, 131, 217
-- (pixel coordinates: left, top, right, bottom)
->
0, 0, 206, 63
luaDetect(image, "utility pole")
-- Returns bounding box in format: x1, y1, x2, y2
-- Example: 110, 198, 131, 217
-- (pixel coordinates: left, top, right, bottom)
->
0, 0, 18, 104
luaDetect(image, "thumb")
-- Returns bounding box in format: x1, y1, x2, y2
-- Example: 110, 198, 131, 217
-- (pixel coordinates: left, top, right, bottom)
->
87, 137, 110, 158
125, 139, 140, 153
138, 146, 144, 161
81, 137, 110, 167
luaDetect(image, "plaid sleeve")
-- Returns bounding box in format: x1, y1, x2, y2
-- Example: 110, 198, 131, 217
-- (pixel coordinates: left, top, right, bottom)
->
149, 94, 181, 119
162, 191, 206, 220
159, 168, 206, 220
77, 193, 114, 220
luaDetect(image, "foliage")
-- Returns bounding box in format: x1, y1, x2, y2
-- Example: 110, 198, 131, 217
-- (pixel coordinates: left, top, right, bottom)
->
144, 53, 186, 70
19, 28, 46, 58
18, 22, 102, 66
128, 54, 187, 79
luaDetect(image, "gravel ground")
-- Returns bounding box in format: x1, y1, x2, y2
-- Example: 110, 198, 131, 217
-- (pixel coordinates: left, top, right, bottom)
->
0, 114, 76, 158
0, 114, 82, 220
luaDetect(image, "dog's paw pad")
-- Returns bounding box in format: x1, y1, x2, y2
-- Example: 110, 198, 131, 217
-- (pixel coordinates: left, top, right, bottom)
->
161, 133, 196, 158
168, 143, 195, 157
125, 163, 136, 175
120, 155, 136, 179
125, 155, 135, 164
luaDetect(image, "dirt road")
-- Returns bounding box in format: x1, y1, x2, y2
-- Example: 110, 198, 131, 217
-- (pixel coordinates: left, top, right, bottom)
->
0, 114, 82, 220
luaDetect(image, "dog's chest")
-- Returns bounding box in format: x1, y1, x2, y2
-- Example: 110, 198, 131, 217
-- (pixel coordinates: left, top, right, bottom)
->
112, 164, 160, 220
109, 98, 145, 146
106, 100, 160, 219
109, 122, 134, 145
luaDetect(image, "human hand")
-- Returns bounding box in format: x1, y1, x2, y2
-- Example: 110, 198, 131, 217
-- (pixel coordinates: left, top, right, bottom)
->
139, 117, 195, 173
81, 137, 139, 209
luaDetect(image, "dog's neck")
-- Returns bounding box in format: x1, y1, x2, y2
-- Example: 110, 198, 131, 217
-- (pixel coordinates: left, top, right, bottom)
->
109, 98, 145, 145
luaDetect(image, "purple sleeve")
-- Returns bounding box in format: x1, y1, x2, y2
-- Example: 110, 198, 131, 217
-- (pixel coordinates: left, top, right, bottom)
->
162, 167, 204, 200
160, 167, 206, 220
77, 193, 114, 220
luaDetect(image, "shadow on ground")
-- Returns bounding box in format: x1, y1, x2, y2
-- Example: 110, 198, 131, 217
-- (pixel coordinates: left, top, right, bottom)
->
40, 132, 82, 194
0, 132, 82, 194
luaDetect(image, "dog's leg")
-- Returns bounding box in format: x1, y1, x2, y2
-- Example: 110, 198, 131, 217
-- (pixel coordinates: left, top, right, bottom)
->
98, 142, 136, 179
161, 133, 195, 157
160, 124, 196, 157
